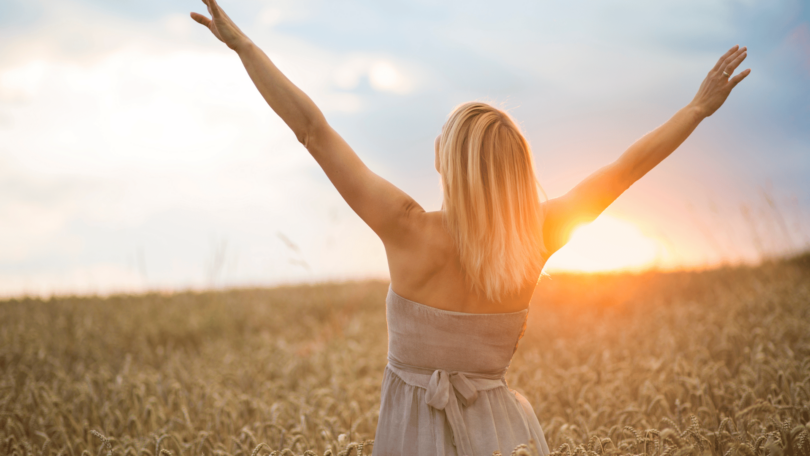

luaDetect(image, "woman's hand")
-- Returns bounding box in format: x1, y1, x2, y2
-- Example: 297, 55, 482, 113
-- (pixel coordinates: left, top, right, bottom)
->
690, 45, 751, 118
190, 0, 251, 51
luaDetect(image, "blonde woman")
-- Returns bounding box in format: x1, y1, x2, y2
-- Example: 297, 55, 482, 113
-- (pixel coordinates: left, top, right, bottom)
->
191, 1, 750, 454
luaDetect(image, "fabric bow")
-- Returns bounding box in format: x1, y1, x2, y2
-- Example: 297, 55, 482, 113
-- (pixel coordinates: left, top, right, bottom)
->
425, 370, 479, 455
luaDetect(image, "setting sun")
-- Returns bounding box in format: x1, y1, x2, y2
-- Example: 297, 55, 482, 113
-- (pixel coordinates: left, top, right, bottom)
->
544, 216, 662, 273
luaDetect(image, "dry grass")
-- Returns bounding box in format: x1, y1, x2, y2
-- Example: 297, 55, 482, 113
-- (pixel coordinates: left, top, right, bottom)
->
1, 257, 809, 456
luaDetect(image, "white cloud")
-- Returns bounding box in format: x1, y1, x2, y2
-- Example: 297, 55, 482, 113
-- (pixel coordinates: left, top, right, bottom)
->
162, 13, 196, 38
332, 54, 418, 94
0, 60, 49, 102
369, 60, 411, 94
257, 1, 311, 27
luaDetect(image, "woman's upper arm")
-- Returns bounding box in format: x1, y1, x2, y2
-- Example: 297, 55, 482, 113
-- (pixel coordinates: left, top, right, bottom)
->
541, 162, 629, 256
304, 120, 424, 244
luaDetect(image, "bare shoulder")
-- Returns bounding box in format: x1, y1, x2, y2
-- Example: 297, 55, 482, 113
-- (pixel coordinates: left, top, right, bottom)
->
389, 210, 454, 261
385, 210, 456, 292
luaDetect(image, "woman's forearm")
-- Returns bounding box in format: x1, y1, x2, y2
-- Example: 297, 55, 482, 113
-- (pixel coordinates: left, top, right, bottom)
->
234, 40, 326, 146
613, 104, 705, 189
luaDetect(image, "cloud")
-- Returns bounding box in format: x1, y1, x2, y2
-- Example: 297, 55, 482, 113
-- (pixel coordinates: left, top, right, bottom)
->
369, 60, 411, 94
258, 5, 310, 27
332, 55, 418, 95
162, 13, 196, 39
0, 60, 48, 102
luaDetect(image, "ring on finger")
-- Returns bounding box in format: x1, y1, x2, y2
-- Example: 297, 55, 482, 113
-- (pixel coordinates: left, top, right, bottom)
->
723, 70, 731, 78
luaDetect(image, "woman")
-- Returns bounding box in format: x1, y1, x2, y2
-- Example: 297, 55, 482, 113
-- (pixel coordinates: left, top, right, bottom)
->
190, 1, 750, 455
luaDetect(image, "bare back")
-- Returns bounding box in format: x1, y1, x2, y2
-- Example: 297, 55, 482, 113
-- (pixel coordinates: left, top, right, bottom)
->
385, 210, 543, 314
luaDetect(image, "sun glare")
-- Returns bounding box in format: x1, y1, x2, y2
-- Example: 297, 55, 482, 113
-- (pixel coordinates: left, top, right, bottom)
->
544, 216, 661, 273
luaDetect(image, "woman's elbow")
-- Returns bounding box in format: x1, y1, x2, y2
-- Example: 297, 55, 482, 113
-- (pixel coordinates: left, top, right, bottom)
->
295, 115, 329, 149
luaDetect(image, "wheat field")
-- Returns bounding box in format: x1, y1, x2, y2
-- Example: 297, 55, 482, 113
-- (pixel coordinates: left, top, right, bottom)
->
1, 256, 809, 456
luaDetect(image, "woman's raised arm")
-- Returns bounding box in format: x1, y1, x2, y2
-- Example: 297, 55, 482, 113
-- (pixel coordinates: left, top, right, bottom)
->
190, 0, 423, 245
542, 45, 751, 256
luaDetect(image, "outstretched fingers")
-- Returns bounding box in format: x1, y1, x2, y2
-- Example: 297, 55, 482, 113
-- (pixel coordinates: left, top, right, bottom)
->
190, 12, 211, 27
730, 68, 751, 87
724, 49, 748, 76
200, 0, 219, 20
719, 47, 746, 74
713, 45, 739, 71
191, 0, 245, 50
206, 0, 224, 19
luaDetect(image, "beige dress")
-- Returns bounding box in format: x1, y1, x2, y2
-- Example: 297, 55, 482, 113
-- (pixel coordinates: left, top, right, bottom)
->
372, 286, 550, 456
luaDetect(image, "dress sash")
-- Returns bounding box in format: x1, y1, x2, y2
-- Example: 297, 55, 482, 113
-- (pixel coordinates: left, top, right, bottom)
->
387, 359, 507, 456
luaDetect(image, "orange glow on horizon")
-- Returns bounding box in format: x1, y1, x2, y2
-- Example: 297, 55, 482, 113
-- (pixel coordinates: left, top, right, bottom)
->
544, 216, 664, 273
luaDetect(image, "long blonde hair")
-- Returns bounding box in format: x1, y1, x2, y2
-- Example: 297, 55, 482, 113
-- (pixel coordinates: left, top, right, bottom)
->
437, 102, 547, 301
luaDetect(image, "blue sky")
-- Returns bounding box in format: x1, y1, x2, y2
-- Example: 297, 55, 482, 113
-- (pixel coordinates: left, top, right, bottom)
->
1, 0, 808, 296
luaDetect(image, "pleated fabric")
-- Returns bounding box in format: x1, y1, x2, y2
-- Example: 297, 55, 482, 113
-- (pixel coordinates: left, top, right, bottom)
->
372, 286, 550, 456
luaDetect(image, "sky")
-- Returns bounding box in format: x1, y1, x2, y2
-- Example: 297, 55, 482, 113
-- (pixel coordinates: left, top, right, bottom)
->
1, 0, 808, 297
